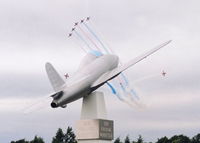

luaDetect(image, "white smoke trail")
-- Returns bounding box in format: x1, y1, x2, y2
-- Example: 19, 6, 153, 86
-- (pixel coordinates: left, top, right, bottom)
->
133, 73, 161, 84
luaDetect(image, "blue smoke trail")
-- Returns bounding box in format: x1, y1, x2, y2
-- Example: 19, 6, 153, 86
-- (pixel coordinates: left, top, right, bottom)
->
83, 23, 110, 54
120, 77, 140, 101
83, 20, 141, 104
106, 82, 124, 101
121, 73, 129, 86
74, 31, 93, 51
77, 25, 102, 51
83, 23, 131, 89
119, 82, 126, 92
71, 34, 87, 53
106, 82, 116, 94
130, 89, 140, 100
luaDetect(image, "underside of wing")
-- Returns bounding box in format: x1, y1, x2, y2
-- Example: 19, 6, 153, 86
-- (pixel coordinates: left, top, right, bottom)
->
92, 40, 172, 88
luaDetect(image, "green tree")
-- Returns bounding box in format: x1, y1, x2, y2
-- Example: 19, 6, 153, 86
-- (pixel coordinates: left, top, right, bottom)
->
191, 134, 200, 143
63, 127, 77, 143
169, 135, 191, 143
156, 136, 169, 143
114, 137, 122, 143
137, 135, 143, 143
30, 136, 45, 143
125, 135, 131, 143
11, 139, 29, 143
52, 128, 65, 143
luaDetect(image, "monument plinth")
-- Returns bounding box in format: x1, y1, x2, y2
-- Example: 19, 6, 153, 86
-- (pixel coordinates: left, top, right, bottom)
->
76, 92, 114, 143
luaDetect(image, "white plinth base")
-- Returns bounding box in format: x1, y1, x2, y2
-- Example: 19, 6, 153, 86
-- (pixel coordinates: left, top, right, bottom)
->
76, 92, 113, 143
81, 91, 107, 119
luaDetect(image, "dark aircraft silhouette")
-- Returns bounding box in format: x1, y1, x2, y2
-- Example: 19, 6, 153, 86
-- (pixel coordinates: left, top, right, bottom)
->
68, 33, 72, 37
71, 28, 75, 31
86, 17, 90, 21
74, 22, 78, 26
64, 73, 69, 79
162, 71, 166, 77
81, 19, 84, 23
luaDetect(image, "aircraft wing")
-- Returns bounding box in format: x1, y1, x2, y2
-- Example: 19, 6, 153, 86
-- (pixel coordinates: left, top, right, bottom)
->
92, 40, 172, 88
45, 62, 65, 92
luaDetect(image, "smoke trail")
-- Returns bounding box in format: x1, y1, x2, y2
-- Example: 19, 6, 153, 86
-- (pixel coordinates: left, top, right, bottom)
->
111, 77, 144, 108
130, 89, 140, 100
118, 72, 141, 101
120, 73, 129, 86
106, 82, 124, 101
70, 33, 87, 53
77, 25, 101, 51
83, 18, 142, 107
83, 22, 132, 94
119, 82, 126, 92
119, 79, 141, 102
86, 20, 115, 54
23, 96, 52, 114
82, 22, 110, 54
84, 23, 130, 90
84, 20, 140, 102
123, 97, 146, 110
133, 73, 160, 84
73, 30, 93, 51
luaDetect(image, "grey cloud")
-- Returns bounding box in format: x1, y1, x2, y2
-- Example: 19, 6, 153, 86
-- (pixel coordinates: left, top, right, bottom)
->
0, 74, 51, 98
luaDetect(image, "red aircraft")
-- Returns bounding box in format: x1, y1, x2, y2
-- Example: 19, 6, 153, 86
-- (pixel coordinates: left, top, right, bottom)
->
71, 28, 75, 31
162, 71, 166, 77
74, 22, 78, 26
81, 19, 84, 23
64, 73, 69, 79
68, 33, 72, 37
86, 17, 90, 21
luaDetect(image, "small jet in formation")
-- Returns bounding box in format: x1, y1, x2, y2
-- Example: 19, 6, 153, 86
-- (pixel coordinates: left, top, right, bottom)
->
74, 22, 78, 26
45, 40, 172, 108
71, 28, 75, 31
81, 19, 84, 23
162, 71, 166, 77
86, 17, 90, 21
64, 73, 69, 79
68, 33, 72, 37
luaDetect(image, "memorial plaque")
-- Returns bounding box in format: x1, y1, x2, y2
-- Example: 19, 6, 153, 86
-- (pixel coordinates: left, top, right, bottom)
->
76, 119, 113, 140
99, 119, 113, 140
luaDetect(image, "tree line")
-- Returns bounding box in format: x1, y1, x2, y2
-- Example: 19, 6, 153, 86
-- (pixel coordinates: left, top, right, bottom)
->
10, 126, 200, 143
114, 134, 200, 143
10, 127, 77, 143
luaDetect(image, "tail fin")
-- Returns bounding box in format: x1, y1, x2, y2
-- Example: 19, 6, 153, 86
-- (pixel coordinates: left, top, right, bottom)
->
45, 62, 65, 92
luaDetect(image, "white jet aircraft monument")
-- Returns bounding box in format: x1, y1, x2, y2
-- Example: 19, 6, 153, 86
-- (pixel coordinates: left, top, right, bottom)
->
46, 42, 171, 108
42, 18, 172, 109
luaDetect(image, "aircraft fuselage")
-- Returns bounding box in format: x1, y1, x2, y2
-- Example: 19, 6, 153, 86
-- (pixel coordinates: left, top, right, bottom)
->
51, 54, 119, 108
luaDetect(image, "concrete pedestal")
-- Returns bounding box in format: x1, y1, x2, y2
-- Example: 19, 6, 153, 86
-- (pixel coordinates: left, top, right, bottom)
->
76, 92, 113, 143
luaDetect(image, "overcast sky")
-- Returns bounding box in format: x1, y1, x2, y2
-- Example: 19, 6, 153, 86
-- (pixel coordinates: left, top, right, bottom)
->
0, 0, 200, 142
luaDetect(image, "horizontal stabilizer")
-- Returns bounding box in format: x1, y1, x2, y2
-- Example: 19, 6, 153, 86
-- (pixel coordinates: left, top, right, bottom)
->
92, 40, 172, 88
45, 62, 65, 92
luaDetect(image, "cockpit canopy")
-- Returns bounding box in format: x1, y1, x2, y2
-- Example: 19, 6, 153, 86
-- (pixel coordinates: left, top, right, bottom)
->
78, 50, 103, 69
89, 50, 103, 57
